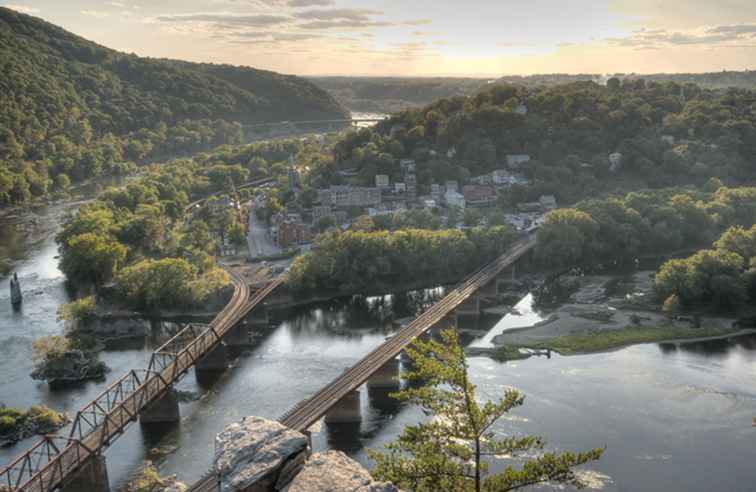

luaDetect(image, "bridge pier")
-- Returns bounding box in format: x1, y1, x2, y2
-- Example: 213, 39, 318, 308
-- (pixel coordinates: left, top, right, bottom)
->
139, 388, 180, 424
324, 390, 361, 424
247, 307, 270, 326
456, 296, 482, 318
196, 341, 229, 373
224, 324, 250, 347
478, 279, 499, 300
61, 454, 109, 492
367, 357, 400, 390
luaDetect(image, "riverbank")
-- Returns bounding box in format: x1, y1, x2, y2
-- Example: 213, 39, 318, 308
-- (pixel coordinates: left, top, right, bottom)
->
478, 269, 752, 360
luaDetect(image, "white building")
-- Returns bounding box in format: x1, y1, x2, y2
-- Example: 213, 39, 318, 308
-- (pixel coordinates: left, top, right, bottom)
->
492, 169, 513, 185
506, 154, 531, 168
394, 182, 407, 193
539, 195, 557, 210
609, 152, 623, 173
400, 159, 416, 173
375, 174, 390, 188
445, 180, 459, 193
444, 190, 466, 209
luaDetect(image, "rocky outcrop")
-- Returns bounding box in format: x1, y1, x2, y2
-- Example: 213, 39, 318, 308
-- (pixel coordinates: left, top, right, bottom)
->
215, 416, 308, 492
213, 416, 402, 492
85, 316, 150, 340
30, 349, 109, 387
282, 451, 400, 492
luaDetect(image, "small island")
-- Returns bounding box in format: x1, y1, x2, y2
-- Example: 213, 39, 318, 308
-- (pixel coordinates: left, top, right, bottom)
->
0, 405, 68, 447
30, 336, 109, 387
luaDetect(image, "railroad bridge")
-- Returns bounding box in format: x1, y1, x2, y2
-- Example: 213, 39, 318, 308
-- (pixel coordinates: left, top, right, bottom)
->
0, 235, 536, 492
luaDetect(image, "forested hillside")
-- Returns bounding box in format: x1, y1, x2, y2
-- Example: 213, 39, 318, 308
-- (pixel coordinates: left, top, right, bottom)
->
0, 7, 346, 206
324, 79, 756, 204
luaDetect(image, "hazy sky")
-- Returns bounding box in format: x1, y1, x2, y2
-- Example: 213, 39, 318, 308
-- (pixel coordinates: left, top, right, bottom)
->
3, 0, 756, 76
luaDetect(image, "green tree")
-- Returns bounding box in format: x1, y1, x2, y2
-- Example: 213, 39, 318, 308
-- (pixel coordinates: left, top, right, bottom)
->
59, 233, 127, 286
115, 258, 197, 311
369, 329, 603, 492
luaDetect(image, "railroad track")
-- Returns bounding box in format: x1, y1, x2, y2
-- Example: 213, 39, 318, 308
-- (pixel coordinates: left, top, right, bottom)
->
188, 236, 537, 492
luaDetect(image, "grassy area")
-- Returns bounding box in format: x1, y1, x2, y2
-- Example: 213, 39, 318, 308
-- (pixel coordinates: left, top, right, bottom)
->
523, 325, 740, 355
490, 345, 532, 362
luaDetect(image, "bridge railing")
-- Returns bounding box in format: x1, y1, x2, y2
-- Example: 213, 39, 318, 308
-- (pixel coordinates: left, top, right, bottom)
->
0, 436, 91, 492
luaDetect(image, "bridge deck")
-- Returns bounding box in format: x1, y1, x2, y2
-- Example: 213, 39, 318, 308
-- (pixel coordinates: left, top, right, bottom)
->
187, 236, 536, 492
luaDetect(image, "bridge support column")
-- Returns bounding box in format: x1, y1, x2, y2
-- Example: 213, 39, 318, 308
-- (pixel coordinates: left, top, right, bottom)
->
457, 296, 481, 318
479, 279, 498, 300
61, 454, 109, 492
224, 324, 250, 347
324, 390, 361, 424
196, 342, 229, 373
139, 388, 180, 424
247, 307, 270, 326
367, 357, 400, 390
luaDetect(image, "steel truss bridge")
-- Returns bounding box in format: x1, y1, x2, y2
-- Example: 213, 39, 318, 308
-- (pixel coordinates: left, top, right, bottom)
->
0, 273, 282, 492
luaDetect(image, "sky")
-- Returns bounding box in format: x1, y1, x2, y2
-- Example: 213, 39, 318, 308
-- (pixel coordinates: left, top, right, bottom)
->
2, 0, 756, 77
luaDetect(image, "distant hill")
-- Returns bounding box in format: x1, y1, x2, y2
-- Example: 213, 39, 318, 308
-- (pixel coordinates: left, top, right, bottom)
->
0, 7, 347, 205
312, 72, 756, 115
310, 77, 487, 114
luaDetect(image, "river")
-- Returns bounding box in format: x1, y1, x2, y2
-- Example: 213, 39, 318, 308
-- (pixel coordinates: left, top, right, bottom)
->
1, 206, 755, 491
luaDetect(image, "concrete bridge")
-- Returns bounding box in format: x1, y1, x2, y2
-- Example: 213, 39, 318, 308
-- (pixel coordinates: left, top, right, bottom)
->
187, 234, 538, 492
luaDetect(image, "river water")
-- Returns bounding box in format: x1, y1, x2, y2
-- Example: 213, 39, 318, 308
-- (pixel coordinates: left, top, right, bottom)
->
1, 206, 755, 491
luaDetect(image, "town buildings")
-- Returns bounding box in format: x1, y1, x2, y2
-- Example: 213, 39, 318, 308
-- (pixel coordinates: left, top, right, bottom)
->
317, 186, 382, 208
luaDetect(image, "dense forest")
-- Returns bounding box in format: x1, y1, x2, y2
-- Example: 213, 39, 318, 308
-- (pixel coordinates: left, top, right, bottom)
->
0, 7, 347, 207
287, 226, 517, 295
655, 224, 756, 312
323, 79, 756, 204
535, 184, 756, 269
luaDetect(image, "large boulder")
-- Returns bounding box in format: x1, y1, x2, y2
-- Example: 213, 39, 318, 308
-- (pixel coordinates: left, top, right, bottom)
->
214, 416, 308, 492
282, 450, 401, 492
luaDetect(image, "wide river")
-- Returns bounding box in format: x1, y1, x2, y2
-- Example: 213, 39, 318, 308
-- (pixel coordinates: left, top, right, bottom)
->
0, 205, 755, 491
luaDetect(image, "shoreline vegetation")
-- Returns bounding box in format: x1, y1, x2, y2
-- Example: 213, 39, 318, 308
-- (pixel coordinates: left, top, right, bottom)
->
487, 325, 751, 361
0, 405, 69, 447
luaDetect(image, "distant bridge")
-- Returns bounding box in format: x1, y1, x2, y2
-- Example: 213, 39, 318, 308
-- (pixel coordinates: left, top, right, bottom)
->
187, 234, 538, 492
246, 117, 387, 129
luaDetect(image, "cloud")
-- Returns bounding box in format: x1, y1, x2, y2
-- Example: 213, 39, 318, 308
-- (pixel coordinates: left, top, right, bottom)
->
153, 12, 290, 27
293, 8, 382, 21
298, 19, 392, 29
82, 10, 111, 18
2, 3, 39, 13
607, 24, 756, 49
287, 0, 334, 6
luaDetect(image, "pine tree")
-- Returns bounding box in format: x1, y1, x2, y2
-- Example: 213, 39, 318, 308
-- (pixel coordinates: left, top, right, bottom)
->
369, 328, 603, 492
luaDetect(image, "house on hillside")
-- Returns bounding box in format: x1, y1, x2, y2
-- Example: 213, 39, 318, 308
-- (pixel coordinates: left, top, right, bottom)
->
444, 189, 466, 209
506, 154, 531, 169
462, 185, 496, 207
